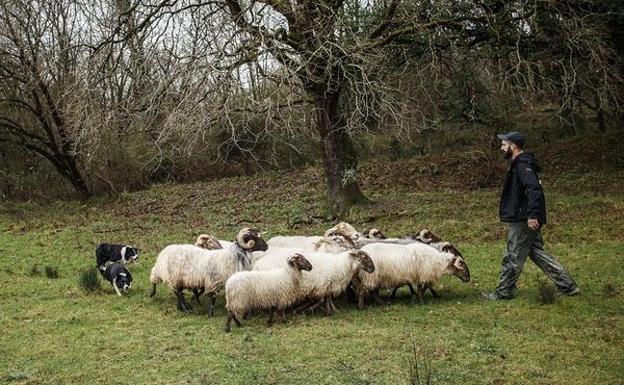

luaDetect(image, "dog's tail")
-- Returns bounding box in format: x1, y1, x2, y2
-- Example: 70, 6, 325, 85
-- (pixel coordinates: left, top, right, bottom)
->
97, 264, 107, 278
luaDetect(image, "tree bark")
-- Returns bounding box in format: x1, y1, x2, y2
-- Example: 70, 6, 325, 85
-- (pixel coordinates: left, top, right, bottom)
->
314, 93, 368, 217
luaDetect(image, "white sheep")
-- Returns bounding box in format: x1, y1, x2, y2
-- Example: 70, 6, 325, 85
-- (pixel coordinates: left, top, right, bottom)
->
224, 253, 312, 332
253, 248, 375, 315
355, 242, 470, 308
149, 228, 268, 315
267, 234, 354, 254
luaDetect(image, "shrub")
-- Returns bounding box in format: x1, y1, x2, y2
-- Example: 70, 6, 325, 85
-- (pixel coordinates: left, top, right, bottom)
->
78, 267, 101, 292
536, 279, 557, 305
45, 266, 59, 279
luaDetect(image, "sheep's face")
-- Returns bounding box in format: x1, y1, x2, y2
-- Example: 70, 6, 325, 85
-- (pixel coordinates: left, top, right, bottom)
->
236, 228, 268, 252
441, 243, 463, 258
450, 256, 470, 282
350, 251, 375, 273
288, 253, 313, 271
195, 234, 222, 250
115, 273, 133, 293
324, 222, 361, 240
317, 234, 355, 253
122, 246, 139, 263
411, 228, 442, 244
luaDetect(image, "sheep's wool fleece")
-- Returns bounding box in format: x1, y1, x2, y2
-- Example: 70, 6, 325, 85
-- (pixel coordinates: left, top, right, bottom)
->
267, 236, 323, 250
254, 248, 362, 299
225, 265, 303, 316
358, 242, 455, 290
150, 244, 249, 294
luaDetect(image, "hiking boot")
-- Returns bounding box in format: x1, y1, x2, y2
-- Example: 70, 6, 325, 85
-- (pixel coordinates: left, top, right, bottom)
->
481, 292, 510, 301
558, 287, 581, 297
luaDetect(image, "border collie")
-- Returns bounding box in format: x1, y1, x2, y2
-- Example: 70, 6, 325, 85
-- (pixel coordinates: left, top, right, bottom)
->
101, 263, 133, 296
96, 243, 139, 268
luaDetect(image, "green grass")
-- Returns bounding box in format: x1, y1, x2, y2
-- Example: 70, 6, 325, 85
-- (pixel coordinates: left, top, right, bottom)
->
1, 157, 623, 384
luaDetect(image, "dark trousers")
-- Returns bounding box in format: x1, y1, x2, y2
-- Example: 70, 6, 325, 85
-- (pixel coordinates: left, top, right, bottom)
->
495, 221, 578, 298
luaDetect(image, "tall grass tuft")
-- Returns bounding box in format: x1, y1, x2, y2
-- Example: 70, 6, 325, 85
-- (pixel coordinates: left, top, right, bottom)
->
408, 339, 432, 385
537, 279, 557, 305
28, 264, 42, 277
45, 266, 59, 279
78, 267, 101, 292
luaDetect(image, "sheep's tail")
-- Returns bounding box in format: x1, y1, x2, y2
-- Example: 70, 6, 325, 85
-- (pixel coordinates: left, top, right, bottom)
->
149, 267, 161, 297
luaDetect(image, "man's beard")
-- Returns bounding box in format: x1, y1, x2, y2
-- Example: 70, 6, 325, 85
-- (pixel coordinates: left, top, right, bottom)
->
503, 148, 513, 159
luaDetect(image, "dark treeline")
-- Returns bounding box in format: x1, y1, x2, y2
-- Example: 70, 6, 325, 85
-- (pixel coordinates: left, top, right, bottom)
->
1, 1, 622, 212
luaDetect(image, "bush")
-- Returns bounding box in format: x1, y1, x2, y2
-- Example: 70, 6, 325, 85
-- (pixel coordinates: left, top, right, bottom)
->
45, 266, 59, 279
78, 267, 101, 292
28, 264, 42, 277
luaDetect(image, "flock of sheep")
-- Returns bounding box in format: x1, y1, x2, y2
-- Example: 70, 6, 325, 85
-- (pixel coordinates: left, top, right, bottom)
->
148, 223, 470, 332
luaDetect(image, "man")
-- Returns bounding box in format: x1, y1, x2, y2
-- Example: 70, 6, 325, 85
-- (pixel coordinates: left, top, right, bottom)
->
482, 131, 580, 300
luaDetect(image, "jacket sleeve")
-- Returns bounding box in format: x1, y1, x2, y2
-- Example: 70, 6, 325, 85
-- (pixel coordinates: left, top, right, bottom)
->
517, 162, 543, 219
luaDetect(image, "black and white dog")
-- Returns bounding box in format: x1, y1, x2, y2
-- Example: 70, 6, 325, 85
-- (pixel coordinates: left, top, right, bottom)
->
96, 243, 139, 268
101, 263, 133, 296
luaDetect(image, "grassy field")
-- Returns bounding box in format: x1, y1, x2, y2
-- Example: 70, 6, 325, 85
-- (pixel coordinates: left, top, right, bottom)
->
1, 151, 623, 384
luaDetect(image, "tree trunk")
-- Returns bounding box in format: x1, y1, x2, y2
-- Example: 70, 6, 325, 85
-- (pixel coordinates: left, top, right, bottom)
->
314, 93, 368, 217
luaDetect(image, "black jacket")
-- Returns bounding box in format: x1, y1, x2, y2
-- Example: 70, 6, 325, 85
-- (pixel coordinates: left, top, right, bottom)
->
499, 152, 547, 224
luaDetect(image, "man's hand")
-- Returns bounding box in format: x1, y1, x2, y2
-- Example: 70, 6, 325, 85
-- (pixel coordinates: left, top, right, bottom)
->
528, 218, 540, 231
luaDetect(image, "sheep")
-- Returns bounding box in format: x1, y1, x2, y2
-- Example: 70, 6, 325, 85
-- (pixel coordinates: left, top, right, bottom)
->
267, 233, 355, 254
363, 228, 387, 239
149, 228, 268, 315
253, 248, 375, 315
324, 221, 362, 240
355, 242, 470, 309
224, 253, 313, 332
190, 233, 223, 303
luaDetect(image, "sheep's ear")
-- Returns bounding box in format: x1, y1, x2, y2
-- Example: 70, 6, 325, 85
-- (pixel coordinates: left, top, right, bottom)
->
453, 257, 465, 270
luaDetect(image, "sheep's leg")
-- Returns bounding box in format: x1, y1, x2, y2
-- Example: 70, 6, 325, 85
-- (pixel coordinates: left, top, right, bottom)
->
305, 298, 325, 313
372, 290, 387, 305
267, 307, 276, 327
357, 291, 366, 310
225, 311, 242, 332
407, 283, 417, 297
192, 288, 204, 305
345, 284, 357, 303
207, 295, 217, 317
390, 287, 400, 300
243, 310, 251, 320
294, 299, 319, 314
149, 283, 157, 297
414, 285, 425, 305
176, 288, 192, 311
329, 298, 338, 313
279, 309, 287, 322
428, 285, 441, 299
323, 297, 333, 315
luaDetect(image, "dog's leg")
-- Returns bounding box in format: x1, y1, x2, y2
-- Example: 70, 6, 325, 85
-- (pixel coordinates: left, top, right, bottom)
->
113, 281, 122, 297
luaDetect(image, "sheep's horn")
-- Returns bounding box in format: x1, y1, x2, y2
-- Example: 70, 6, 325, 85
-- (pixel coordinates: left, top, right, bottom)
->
236, 228, 255, 249
419, 229, 434, 243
